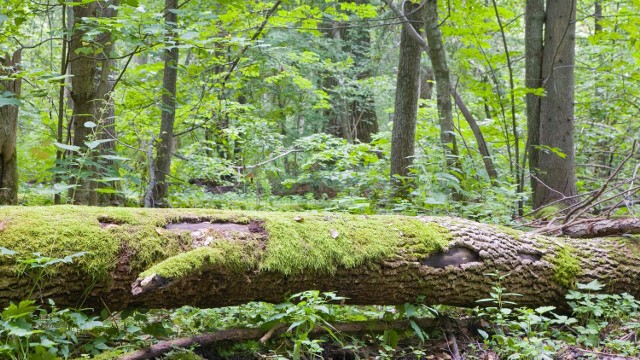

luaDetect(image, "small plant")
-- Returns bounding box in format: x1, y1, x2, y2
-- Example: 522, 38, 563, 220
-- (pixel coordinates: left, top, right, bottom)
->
261, 291, 345, 360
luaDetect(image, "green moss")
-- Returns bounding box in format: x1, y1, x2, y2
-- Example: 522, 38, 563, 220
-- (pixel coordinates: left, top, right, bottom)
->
140, 241, 251, 279
546, 244, 581, 288
0, 206, 250, 280
0, 207, 452, 283
494, 224, 523, 239
533, 205, 562, 220
260, 214, 451, 275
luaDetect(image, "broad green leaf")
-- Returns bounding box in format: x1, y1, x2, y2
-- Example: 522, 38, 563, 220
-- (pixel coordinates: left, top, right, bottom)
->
0, 98, 21, 107
85, 139, 115, 149
53, 142, 81, 152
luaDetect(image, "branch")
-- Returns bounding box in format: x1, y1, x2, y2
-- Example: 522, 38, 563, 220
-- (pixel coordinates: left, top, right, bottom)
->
119, 317, 458, 360
564, 141, 636, 223
222, 0, 282, 83
234, 148, 304, 171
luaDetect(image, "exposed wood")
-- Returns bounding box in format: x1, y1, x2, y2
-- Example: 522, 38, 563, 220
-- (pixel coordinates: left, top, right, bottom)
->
0, 207, 639, 311
561, 217, 640, 238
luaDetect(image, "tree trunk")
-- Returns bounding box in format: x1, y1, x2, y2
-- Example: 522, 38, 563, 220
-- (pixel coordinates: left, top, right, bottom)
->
525, 0, 544, 203
1, 207, 638, 311
423, 0, 459, 170
529, 0, 578, 209
95, 0, 121, 205
385, 0, 497, 186
390, 0, 423, 197
69, 2, 99, 205
0, 50, 21, 205
151, 0, 179, 207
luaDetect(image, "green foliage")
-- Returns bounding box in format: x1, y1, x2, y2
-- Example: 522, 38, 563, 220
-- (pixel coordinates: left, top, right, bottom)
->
475, 277, 640, 359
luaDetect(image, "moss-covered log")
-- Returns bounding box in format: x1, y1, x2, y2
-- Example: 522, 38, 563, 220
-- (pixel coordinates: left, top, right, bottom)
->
0, 206, 638, 310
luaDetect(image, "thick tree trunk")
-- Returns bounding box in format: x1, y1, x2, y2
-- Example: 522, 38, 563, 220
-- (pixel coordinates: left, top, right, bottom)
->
1, 207, 638, 311
390, 0, 422, 196
0, 50, 21, 205
529, 0, 578, 209
151, 0, 179, 207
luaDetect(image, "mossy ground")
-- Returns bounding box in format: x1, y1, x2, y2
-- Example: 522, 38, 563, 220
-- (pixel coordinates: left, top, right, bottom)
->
0, 206, 452, 282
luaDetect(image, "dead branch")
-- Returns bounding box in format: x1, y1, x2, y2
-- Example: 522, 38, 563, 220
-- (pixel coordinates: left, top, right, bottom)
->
119, 317, 455, 360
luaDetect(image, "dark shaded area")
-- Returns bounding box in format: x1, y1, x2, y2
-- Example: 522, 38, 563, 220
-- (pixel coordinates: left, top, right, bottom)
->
421, 247, 481, 268
517, 252, 541, 262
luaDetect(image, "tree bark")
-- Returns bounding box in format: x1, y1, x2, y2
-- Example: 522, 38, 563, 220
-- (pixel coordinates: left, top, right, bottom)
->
390, 0, 423, 197
0, 50, 21, 205
423, 0, 459, 170
69, 2, 99, 205
95, 0, 121, 205
151, 0, 179, 207
528, 0, 578, 209
384, 0, 497, 183
525, 0, 544, 204
0, 207, 638, 311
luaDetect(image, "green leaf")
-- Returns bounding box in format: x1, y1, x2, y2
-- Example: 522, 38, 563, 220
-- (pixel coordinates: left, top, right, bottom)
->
0, 98, 21, 107
99, 155, 129, 161
577, 280, 605, 291
535, 306, 556, 314
85, 139, 115, 149
409, 320, 425, 342
54, 142, 81, 152
0, 247, 17, 256
122, 0, 139, 6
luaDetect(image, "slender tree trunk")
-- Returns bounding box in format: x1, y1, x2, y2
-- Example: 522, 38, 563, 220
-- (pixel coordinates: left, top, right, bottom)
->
390, 0, 422, 197
384, 0, 497, 184
69, 2, 99, 205
533, 0, 578, 209
347, 0, 378, 143
525, 0, 544, 205
55, 4, 70, 205
0, 50, 21, 205
151, 0, 180, 207
323, 2, 379, 144
594, 1, 602, 33
95, 0, 121, 205
423, 0, 459, 170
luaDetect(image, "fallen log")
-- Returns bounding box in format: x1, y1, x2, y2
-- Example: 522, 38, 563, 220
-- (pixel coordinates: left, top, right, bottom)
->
0, 206, 638, 310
